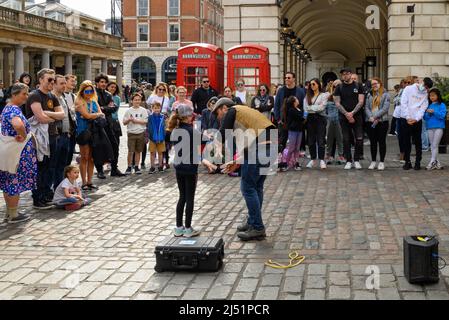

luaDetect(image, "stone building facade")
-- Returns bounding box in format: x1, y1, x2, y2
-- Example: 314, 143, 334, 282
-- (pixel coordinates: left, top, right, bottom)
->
223, 0, 449, 89
123, 0, 224, 86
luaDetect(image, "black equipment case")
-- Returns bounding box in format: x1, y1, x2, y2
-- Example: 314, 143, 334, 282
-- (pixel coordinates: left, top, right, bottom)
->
154, 237, 224, 273
404, 236, 439, 284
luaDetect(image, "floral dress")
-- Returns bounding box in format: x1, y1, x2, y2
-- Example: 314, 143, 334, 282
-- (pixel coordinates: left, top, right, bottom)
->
0, 105, 37, 196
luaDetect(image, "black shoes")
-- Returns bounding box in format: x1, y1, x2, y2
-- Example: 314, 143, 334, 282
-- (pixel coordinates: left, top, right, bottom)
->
111, 169, 126, 177
33, 201, 53, 210
97, 172, 106, 179
237, 222, 249, 232
414, 162, 421, 171
403, 162, 412, 170
8, 213, 31, 224
237, 227, 266, 241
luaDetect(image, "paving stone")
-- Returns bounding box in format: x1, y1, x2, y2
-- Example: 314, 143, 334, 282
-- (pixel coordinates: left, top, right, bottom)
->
353, 290, 377, 300
306, 275, 326, 289
426, 290, 449, 300
230, 292, 253, 300
329, 264, 350, 272
206, 285, 232, 300
255, 287, 279, 300
377, 288, 401, 300
243, 263, 264, 277
114, 282, 142, 297
397, 277, 425, 292
190, 276, 216, 289
236, 278, 259, 292
105, 273, 132, 285
215, 273, 239, 286
328, 286, 351, 300
282, 277, 303, 294
182, 288, 208, 300
329, 272, 350, 286
87, 269, 116, 282
39, 289, 70, 300
134, 293, 158, 300
0, 268, 33, 282
261, 274, 282, 286
303, 289, 325, 300
88, 285, 119, 300
307, 264, 327, 275
66, 282, 100, 298
142, 276, 171, 294
402, 292, 426, 300
0, 285, 23, 299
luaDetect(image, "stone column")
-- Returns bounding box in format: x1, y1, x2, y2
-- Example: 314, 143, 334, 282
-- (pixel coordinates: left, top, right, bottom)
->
101, 59, 108, 74
2, 48, 11, 85
14, 45, 25, 81
42, 49, 51, 69
85, 56, 92, 80
65, 53, 73, 74
223, 0, 281, 84
116, 61, 123, 90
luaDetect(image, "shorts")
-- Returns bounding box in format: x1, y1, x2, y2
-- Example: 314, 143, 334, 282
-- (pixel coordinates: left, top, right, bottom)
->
149, 141, 166, 153
128, 132, 146, 153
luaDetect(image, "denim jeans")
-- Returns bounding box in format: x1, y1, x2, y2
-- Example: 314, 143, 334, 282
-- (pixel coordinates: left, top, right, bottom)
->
240, 161, 267, 231
48, 134, 71, 192
54, 197, 78, 208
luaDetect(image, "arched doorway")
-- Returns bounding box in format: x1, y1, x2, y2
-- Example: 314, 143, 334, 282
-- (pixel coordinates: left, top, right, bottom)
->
131, 57, 156, 85
281, 0, 388, 86
161, 56, 177, 85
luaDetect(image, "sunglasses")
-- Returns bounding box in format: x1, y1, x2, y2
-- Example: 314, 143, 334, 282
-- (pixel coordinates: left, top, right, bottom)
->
48, 78, 55, 83
285, 77, 292, 80
260, 88, 267, 91
158, 88, 166, 91
203, 80, 210, 83
84, 89, 94, 95
237, 83, 244, 86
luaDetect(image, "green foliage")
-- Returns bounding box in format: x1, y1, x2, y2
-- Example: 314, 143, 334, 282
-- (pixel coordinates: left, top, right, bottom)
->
433, 77, 449, 105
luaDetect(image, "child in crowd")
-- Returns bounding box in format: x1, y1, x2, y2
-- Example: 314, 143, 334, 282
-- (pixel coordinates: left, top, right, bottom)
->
281, 96, 304, 171
168, 104, 201, 238
53, 165, 89, 211
148, 102, 166, 174
123, 93, 148, 175
424, 88, 447, 170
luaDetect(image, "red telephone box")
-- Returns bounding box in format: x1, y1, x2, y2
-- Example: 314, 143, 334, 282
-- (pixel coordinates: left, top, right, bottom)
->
177, 43, 224, 97
227, 44, 271, 95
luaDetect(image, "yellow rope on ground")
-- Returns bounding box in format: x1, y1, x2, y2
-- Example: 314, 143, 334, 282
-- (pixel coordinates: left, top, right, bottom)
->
265, 251, 305, 269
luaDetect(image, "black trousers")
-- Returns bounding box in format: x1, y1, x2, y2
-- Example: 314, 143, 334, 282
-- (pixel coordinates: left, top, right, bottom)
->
340, 114, 364, 162
389, 117, 397, 135
367, 121, 388, 162
95, 130, 119, 173
400, 118, 422, 164
278, 123, 288, 154
307, 114, 327, 160
176, 173, 198, 228
32, 156, 50, 204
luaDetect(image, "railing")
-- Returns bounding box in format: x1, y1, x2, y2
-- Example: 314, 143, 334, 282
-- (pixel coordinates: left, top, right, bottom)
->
0, 6, 122, 49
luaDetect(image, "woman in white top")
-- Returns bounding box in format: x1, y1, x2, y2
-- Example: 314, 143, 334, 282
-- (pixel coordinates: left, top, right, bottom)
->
303, 78, 330, 169
233, 79, 252, 107
146, 83, 170, 115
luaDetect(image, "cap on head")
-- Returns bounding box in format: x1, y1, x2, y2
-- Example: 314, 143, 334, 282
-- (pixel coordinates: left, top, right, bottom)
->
212, 97, 235, 114
340, 67, 352, 74
177, 104, 193, 118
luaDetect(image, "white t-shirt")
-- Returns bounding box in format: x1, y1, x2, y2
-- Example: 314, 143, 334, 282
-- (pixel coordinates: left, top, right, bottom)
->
146, 95, 170, 114
236, 91, 247, 104
123, 106, 149, 134
53, 178, 80, 203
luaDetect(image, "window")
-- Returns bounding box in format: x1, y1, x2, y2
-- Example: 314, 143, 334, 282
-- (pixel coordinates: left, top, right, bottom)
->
169, 24, 179, 42
138, 0, 148, 16
139, 24, 149, 42
168, 0, 179, 16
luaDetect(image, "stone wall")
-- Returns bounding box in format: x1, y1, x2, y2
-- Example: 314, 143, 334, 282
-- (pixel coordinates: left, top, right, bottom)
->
388, 0, 449, 88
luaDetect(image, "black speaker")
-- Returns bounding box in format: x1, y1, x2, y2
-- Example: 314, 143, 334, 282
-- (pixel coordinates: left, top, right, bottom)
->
403, 236, 439, 284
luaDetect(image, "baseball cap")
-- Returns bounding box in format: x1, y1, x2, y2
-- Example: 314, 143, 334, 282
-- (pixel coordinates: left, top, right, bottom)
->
212, 97, 235, 114
340, 67, 352, 74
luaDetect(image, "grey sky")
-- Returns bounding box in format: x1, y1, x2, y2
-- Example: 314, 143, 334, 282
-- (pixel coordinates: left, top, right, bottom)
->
36, 0, 112, 22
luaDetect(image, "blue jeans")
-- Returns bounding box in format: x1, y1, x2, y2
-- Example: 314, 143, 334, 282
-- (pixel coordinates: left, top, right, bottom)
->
240, 162, 267, 231
54, 197, 78, 208
48, 134, 71, 192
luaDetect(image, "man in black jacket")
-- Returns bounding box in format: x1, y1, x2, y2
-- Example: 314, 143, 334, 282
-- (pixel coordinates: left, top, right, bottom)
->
95, 73, 125, 178
191, 76, 219, 116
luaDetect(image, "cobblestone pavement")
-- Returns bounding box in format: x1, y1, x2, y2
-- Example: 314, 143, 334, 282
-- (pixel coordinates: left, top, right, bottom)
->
1, 107, 449, 300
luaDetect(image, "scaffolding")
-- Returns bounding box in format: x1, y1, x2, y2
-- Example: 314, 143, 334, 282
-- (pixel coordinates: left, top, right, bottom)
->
111, 0, 123, 37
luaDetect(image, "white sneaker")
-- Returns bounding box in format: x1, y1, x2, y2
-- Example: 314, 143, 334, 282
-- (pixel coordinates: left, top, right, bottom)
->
306, 160, 315, 169
368, 162, 377, 170
320, 160, 327, 170
426, 162, 434, 170
436, 160, 442, 170
344, 162, 352, 170
354, 161, 362, 170
378, 162, 385, 171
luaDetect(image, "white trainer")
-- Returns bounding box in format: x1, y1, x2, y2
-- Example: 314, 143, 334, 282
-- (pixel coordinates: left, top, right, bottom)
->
344, 162, 352, 170
306, 160, 315, 169
368, 162, 377, 170
378, 162, 385, 171
320, 160, 327, 170
354, 161, 362, 170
